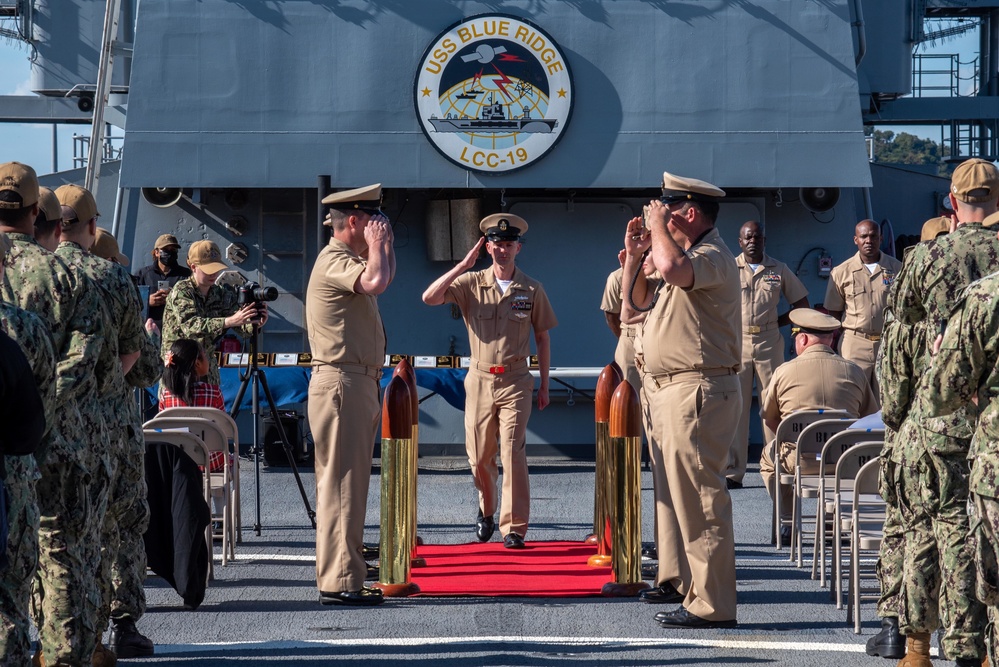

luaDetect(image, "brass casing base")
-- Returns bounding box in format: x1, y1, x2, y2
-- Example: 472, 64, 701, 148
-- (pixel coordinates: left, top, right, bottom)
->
411, 556, 427, 568
587, 554, 612, 567
373, 581, 420, 597
583, 533, 598, 545
601, 581, 651, 597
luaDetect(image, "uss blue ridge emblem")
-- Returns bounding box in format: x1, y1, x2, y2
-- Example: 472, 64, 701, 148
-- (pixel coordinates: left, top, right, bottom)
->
415, 13, 574, 174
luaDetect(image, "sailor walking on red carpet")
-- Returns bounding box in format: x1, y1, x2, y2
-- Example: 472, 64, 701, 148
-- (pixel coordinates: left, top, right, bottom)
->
422, 213, 557, 549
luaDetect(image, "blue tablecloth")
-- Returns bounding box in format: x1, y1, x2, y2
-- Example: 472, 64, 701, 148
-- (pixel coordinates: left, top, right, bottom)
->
217, 367, 468, 412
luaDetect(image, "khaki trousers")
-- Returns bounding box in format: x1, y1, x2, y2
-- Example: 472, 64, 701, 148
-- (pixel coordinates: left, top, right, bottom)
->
839, 332, 881, 398
647, 371, 740, 621
464, 368, 534, 538
731, 330, 784, 482
613, 329, 641, 391
309, 365, 380, 593
759, 440, 795, 519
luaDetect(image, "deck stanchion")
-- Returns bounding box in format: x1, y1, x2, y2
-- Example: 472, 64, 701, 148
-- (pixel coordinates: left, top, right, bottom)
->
374, 375, 420, 597
587, 364, 621, 565
601, 380, 651, 596
393, 359, 426, 567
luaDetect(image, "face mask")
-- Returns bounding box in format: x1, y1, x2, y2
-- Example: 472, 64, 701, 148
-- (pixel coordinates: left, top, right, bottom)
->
158, 249, 178, 266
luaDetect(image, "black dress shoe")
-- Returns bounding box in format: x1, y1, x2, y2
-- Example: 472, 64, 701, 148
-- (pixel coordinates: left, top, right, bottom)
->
865, 616, 905, 659
366, 563, 379, 579
503, 533, 525, 549
362, 543, 379, 560
955, 659, 984, 667
656, 606, 737, 629
476, 510, 495, 542
319, 587, 384, 606
641, 562, 658, 580
779, 525, 792, 547
726, 478, 743, 490
641, 543, 657, 559
638, 582, 684, 604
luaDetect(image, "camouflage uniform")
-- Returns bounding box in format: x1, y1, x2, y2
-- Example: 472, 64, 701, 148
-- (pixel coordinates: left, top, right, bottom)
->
0, 303, 55, 665
56, 242, 145, 639
160, 276, 251, 386
0, 232, 104, 665
922, 270, 999, 661
887, 223, 999, 659
112, 328, 163, 623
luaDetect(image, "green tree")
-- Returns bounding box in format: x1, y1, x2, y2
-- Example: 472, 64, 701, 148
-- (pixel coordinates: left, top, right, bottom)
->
867, 129, 953, 176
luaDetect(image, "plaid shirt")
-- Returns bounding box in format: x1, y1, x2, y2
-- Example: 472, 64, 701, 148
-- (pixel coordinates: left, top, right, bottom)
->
159, 382, 227, 471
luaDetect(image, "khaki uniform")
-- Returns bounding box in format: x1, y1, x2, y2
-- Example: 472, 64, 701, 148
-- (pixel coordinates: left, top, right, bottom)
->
306, 238, 385, 593
641, 227, 741, 622
444, 267, 557, 538
0, 304, 55, 665
759, 344, 877, 516
823, 251, 902, 395
600, 267, 640, 390
731, 253, 808, 483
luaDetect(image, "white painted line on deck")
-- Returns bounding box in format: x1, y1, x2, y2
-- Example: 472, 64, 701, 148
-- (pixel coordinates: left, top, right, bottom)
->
154, 635, 876, 655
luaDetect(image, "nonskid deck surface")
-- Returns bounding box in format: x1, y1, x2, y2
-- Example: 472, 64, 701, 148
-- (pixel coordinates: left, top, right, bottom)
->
124, 459, 909, 666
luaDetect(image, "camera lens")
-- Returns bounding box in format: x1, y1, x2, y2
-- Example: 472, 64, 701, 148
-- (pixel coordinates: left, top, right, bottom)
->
253, 286, 279, 302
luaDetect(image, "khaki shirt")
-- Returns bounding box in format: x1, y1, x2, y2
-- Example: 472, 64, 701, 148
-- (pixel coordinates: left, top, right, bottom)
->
642, 227, 742, 374
823, 251, 902, 335
445, 267, 557, 365
761, 344, 878, 424
737, 252, 808, 333
306, 238, 386, 368
601, 266, 634, 337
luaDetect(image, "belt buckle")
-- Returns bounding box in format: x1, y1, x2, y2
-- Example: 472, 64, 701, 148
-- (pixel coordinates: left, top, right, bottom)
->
868, 334, 881, 342
489, 365, 505, 374
746, 325, 761, 334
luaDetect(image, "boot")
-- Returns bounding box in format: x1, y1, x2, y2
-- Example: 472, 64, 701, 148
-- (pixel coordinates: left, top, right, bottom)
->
866, 616, 906, 659
91, 643, 117, 667
32, 650, 44, 667
109, 616, 154, 658
895, 632, 933, 667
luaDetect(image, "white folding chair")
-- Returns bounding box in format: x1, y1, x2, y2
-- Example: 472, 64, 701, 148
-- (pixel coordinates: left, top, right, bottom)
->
790, 418, 855, 567
142, 428, 215, 581
145, 416, 235, 565
848, 458, 886, 633
831, 441, 883, 610
156, 407, 242, 541
770, 409, 852, 550
813, 428, 885, 586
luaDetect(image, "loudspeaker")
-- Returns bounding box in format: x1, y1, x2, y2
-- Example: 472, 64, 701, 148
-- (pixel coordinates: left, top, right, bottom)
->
799, 187, 840, 213
263, 412, 308, 466
141, 187, 184, 208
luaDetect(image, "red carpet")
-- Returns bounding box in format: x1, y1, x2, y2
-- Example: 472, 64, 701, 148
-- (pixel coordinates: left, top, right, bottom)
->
408, 541, 613, 597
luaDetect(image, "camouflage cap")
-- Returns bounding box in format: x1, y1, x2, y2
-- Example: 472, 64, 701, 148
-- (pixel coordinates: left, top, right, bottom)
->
187, 239, 228, 273
919, 216, 951, 242
37, 187, 63, 225
950, 158, 999, 203
92, 227, 130, 266
789, 308, 840, 334
0, 162, 39, 209
54, 183, 100, 224
479, 213, 528, 241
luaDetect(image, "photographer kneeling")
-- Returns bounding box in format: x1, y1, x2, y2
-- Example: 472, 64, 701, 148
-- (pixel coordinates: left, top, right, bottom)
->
160, 239, 269, 387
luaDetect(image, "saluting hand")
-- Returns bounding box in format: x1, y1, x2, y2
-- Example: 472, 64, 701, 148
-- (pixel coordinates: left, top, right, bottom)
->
364, 217, 392, 246
624, 216, 650, 256
458, 237, 486, 271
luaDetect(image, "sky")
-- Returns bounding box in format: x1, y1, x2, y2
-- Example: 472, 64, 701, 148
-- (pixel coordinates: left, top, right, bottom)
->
0, 18, 983, 176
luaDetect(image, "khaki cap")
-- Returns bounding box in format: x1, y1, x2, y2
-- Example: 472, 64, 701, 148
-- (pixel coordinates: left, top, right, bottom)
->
321, 183, 382, 209
479, 213, 528, 240
789, 308, 841, 334
661, 171, 726, 201
54, 183, 99, 224
154, 233, 180, 250
920, 216, 951, 242
187, 239, 228, 273
950, 158, 999, 203
37, 187, 62, 225
0, 162, 39, 209
91, 227, 130, 266
0, 231, 10, 261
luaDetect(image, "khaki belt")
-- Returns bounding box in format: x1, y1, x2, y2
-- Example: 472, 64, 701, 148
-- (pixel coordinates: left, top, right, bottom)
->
846, 329, 881, 342
314, 363, 383, 380
649, 366, 736, 388
745, 322, 778, 335
471, 359, 529, 375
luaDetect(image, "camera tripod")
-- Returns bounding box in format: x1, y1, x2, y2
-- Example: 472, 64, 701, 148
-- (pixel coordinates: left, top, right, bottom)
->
230, 324, 317, 535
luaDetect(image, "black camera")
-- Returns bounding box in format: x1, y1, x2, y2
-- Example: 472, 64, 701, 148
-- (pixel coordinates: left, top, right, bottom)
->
238, 281, 279, 305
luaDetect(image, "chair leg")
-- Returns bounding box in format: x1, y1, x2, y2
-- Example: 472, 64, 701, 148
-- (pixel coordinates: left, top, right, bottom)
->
851, 524, 861, 633
774, 483, 782, 552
